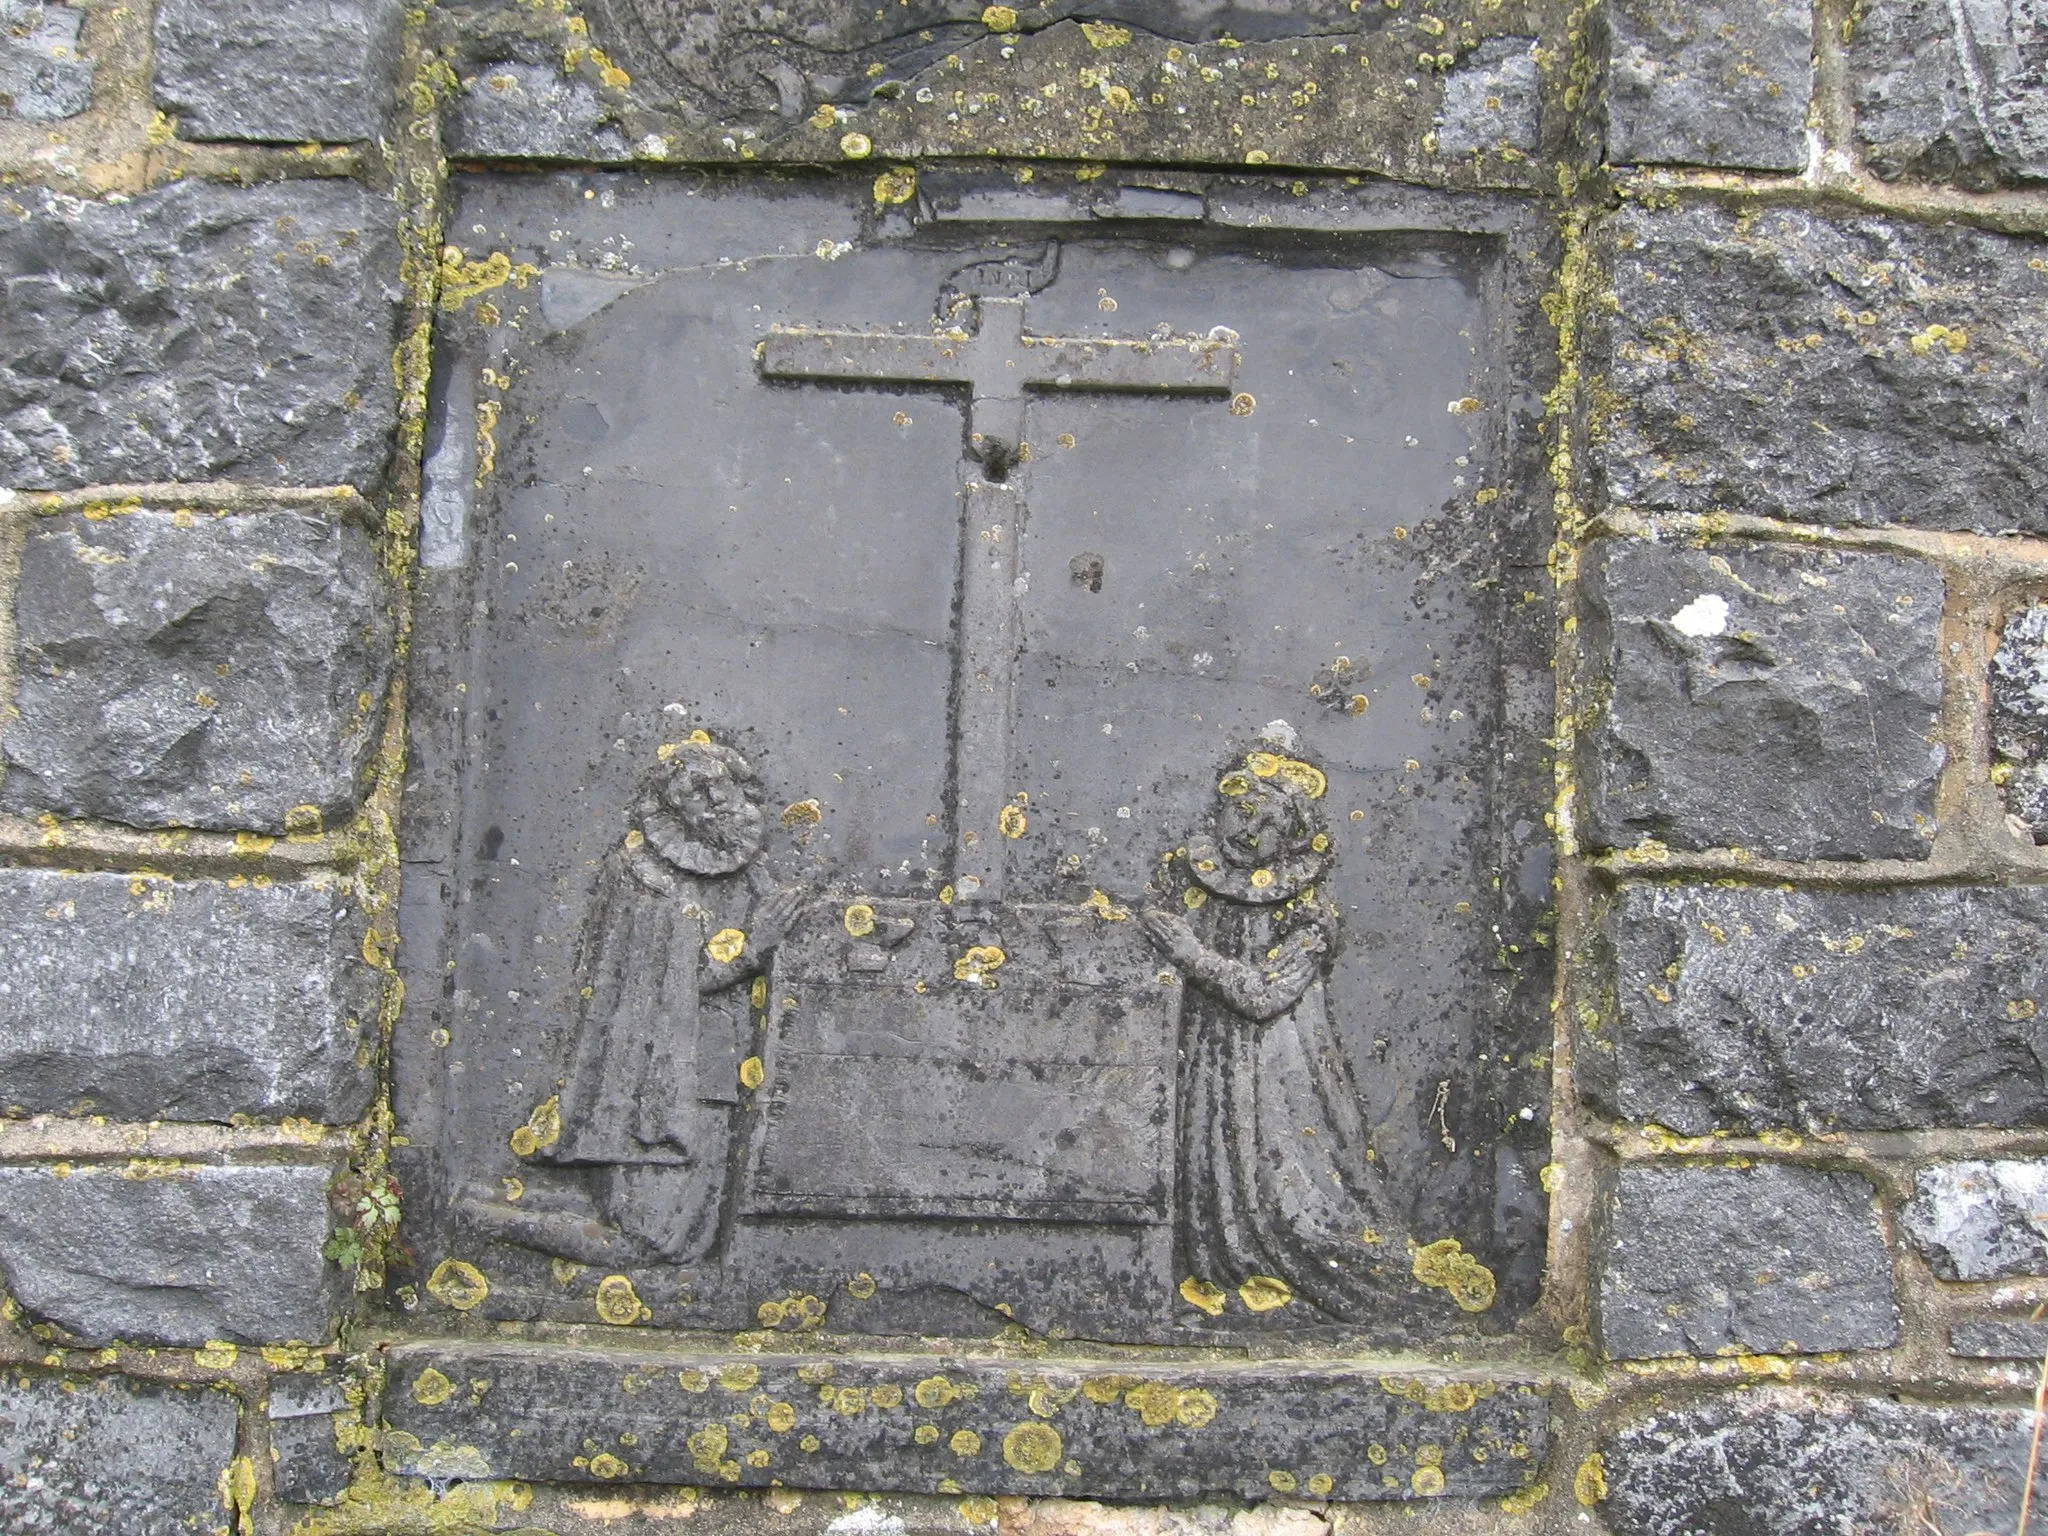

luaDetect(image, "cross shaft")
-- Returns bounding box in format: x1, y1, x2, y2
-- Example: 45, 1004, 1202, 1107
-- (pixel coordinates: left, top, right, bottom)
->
758, 294, 1241, 900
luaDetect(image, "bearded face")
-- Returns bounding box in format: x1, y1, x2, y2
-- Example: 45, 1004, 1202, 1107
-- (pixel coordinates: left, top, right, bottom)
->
636, 742, 768, 877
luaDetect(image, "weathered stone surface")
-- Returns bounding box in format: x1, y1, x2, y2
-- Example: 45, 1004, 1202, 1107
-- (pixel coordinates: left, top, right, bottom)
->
1592, 884, 2048, 1134
0, 867, 379, 1123
445, 60, 627, 160
1598, 202, 2048, 533
430, 2, 1553, 187
153, 0, 402, 143
1993, 601, 2048, 840
0, 1161, 342, 1347
0, 1371, 239, 1535
0, 0, 93, 120
1902, 1160, 2048, 1280
269, 1374, 352, 1506
1434, 36, 1542, 157
1579, 539, 1944, 861
1951, 1319, 2048, 1358
1598, 1163, 1897, 1359
383, 1344, 1549, 1500
0, 179, 402, 490
1852, 0, 2048, 187
1606, 1390, 2047, 1536
1605, 0, 1812, 170
0, 509, 395, 833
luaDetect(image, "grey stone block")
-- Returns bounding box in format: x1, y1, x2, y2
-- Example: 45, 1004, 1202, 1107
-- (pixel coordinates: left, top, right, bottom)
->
0, 0, 93, 120
153, 0, 402, 143
0, 179, 402, 491
0, 508, 395, 834
446, 60, 629, 160
1993, 601, 2048, 840
382, 1343, 1551, 1500
1606, 0, 1813, 171
1598, 1163, 1898, 1359
0, 867, 380, 1123
1598, 202, 2048, 533
1951, 1319, 2048, 1358
1595, 884, 2048, 1134
1433, 37, 1541, 157
1606, 1391, 2047, 1536
1853, 0, 2048, 187
0, 1161, 343, 1347
1580, 539, 1945, 861
268, 1374, 352, 1505
1902, 1160, 2048, 1280
0, 1371, 239, 1535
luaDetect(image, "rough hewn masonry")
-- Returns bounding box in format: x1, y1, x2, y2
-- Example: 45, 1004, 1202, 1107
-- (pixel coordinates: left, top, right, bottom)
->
2, 1, 2048, 1533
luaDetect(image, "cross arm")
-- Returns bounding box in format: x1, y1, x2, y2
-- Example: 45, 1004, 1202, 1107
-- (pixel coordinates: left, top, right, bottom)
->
758, 326, 973, 387
1020, 335, 1240, 396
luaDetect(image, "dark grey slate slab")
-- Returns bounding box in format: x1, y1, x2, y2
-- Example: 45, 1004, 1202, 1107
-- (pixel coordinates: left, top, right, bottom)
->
1579, 539, 1944, 861
1597, 202, 2048, 533
382, 1344, 1548, 1501
1952, 1320, 2048, 1359
1852, 0, 2048, 187
1606, 1391, 2047, 1536
0, 1371, 239, 1536
0, 0, 94, 120
0, 179, 402, 490
153, 0, 403, 144
1902, 1160, 2048, 1280
269, 1374, 353, 1506
0, 867, 380, 1124
0, 1161, 342, 1347
1591, 883, 2048, 1134
1993, 601, 2048, 841
0, 508, 395, 833
390, 170, 1556, 1368
1598, 1163, 1898, 1359
1605, 0, 1813, 171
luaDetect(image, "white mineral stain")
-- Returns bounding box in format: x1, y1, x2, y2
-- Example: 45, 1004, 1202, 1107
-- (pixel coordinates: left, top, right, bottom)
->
1669, 593, 1730, 638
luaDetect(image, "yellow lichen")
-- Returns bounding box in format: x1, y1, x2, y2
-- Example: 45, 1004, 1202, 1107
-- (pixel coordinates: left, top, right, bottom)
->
1238, 1275, 1293, 1311
427, 1259, 490, 1311
999, 804, 1029, 839
950, 1429, 982, 1456
1573, 1453, 1607, 1505
782, 799, 823, 828
1086, 889, 1130, 921
1002, 1421, 1062, 1474
739, 1056, 766, 1090
1499, 1479, 1550, 1514
706, 928, 746, 964
873, 167, 918, 206
1410, 1238, 1496, 1312
844, 903, 877, 937
594, 1274, 644, 1325
411, 1368, 455, 1406
954, 946, 1006, 984
1178, 1276, 1227, 1315
981, 4, 1019, 28
839, 131, 873, 159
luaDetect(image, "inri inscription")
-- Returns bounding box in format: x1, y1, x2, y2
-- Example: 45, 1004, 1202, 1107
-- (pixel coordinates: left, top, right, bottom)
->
390, 169, 1555, 1499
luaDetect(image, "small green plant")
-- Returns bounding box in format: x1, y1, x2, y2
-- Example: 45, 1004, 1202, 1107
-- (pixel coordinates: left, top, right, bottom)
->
324, 1169, 403, 1271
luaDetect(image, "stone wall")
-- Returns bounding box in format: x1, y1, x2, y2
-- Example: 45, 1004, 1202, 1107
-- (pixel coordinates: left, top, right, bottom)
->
0, 1, 2046, 1532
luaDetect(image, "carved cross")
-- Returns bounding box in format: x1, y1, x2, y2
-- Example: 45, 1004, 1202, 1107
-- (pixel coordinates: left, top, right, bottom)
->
759, 292, 1240, 902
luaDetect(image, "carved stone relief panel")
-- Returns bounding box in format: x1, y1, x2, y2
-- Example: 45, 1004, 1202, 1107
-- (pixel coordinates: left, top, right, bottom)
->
389, 167, 1556, 1500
